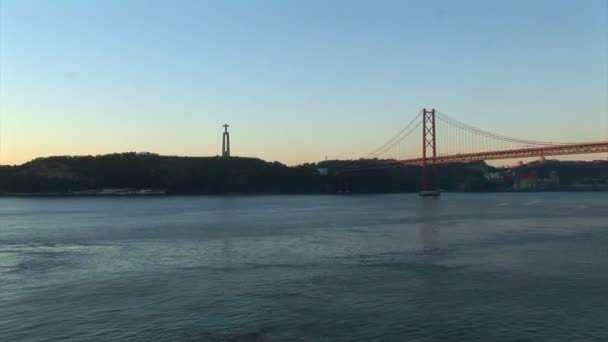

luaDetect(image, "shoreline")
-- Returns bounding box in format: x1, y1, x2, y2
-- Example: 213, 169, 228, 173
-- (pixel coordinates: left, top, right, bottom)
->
2, 188, 608, 198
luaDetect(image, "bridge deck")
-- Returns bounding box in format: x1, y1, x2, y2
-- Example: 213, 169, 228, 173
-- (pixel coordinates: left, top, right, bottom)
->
398, 141, 608, 166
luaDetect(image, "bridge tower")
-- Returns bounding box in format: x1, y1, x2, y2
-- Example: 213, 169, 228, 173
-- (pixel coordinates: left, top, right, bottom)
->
420, 108, 439, 196
222, 124, 230, 157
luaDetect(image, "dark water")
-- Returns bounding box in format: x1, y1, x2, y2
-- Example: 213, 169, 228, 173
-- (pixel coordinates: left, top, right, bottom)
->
1, 193, 607, 341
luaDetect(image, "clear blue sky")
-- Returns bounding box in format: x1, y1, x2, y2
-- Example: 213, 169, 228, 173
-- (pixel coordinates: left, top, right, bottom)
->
1, 0, 606, 165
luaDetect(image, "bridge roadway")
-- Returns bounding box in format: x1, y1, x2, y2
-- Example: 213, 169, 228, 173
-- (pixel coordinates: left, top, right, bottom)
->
397, 141, 608, 166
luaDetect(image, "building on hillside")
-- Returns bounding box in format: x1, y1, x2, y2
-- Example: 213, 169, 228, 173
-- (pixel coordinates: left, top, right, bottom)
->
516, 175, 538, 190
537, 171, 560, 189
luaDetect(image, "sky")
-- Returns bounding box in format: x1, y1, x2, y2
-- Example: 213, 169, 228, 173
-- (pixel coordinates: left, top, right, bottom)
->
0, 0, 607, 165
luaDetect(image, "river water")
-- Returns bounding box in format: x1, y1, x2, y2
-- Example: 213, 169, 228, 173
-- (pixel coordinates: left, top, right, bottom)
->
1, 193, 607, 341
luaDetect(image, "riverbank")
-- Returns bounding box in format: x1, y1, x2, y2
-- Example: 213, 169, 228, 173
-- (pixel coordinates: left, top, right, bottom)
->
2, 153, 607, 195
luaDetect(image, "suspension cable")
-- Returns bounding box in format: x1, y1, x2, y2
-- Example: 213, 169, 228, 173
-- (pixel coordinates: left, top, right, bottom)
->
371, 121, 421, 159
364, 111, 421, 159
435, 111, 575, 146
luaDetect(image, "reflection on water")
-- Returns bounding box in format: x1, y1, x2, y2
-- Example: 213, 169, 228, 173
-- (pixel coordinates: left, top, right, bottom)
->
417, 198, 440, 252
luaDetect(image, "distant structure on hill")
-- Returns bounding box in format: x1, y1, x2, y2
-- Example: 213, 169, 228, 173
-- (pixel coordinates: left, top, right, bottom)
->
222, 124, 231, 158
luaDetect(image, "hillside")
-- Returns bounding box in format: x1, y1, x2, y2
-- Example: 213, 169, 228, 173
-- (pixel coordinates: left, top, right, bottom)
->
1, 153, 606, 194
0, 153, 486, 194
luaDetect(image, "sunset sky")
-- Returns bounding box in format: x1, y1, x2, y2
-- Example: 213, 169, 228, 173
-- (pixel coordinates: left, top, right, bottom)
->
1, 0, 607, 165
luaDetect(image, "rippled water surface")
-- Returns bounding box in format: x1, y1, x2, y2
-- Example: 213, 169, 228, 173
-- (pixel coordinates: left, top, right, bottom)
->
1, 193, 607, 341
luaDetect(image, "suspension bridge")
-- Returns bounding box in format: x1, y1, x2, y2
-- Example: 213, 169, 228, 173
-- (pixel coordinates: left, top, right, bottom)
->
357, 108, 608, 196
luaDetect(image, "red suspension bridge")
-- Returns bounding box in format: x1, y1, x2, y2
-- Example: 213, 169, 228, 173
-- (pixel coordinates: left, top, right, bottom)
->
359, 108, 608, 196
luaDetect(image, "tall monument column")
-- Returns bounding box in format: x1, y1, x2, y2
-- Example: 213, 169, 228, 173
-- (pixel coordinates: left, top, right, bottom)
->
222, 124, 230, 157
